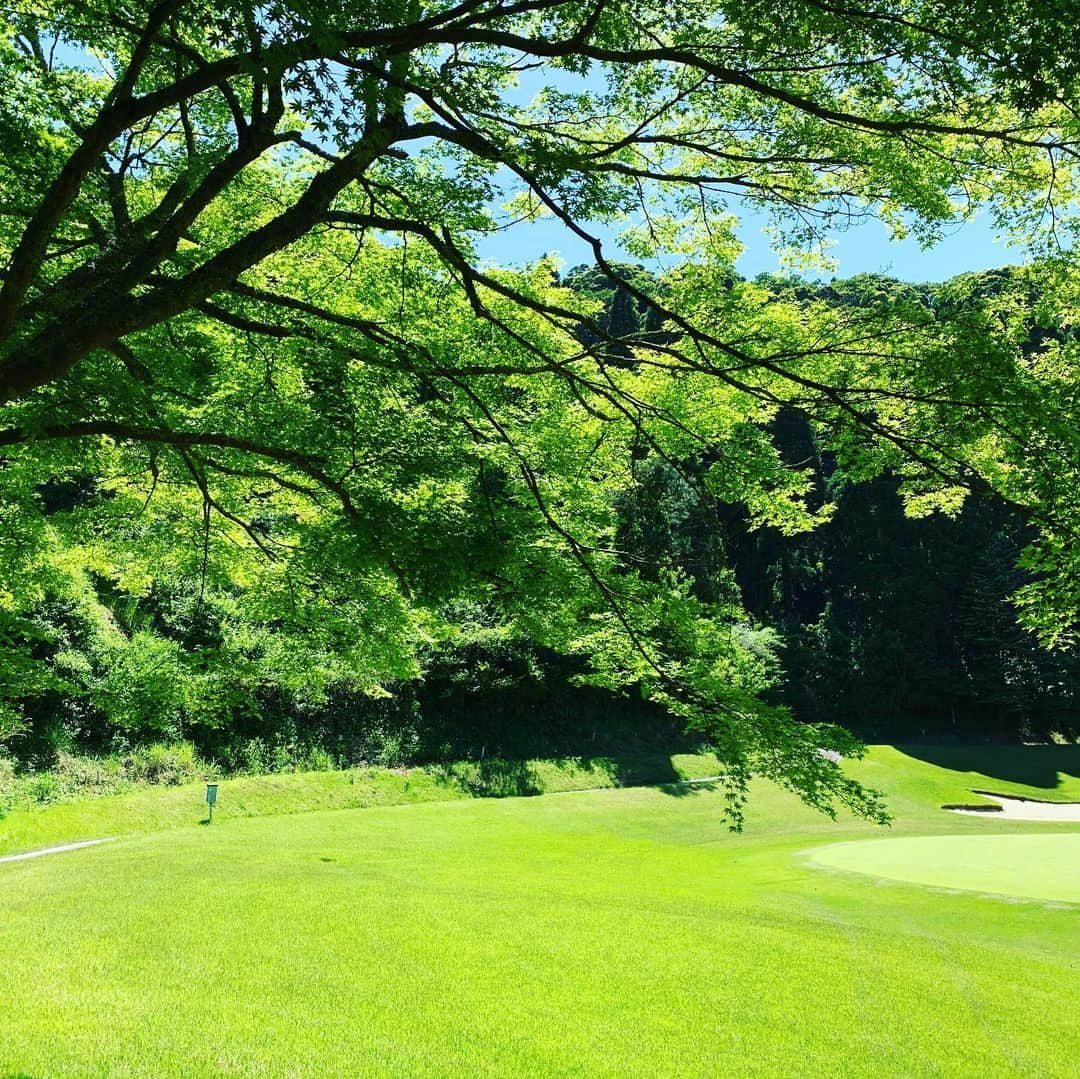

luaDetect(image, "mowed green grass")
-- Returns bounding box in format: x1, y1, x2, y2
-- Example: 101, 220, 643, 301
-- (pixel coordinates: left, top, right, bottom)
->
813, 834, 1080, 902
0, 746, 1077, 1078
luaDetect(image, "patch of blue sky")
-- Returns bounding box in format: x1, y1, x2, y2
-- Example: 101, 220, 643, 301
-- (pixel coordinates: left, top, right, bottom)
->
477, 64, 1030, 283
474, 194, 1027, 283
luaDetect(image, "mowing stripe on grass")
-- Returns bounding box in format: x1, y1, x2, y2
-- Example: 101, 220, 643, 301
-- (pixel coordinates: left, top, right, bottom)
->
0, 837, 115, 864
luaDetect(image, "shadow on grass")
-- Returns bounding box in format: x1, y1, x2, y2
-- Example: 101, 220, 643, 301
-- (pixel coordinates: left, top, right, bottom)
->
656, 778, 719, 798
431, 753, 718, 799
896, 744, 1080, 791
433, 758, 546, 797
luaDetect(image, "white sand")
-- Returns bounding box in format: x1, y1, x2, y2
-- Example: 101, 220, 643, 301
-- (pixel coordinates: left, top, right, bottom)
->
945, 792, 1080, 821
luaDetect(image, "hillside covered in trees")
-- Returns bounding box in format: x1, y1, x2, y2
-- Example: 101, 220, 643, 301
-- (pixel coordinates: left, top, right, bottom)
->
4, 6, 1080, 1075
2, 267, 1075, 787
590, 267, 1080, 745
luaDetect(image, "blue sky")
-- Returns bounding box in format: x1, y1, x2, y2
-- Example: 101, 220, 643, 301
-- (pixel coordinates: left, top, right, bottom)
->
478, 70, 1027, 284
735, 212, 1022, 282
476, 209, 1024, 284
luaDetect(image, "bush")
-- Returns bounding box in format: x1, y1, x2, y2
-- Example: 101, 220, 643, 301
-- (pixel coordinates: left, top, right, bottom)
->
0, 753, 16, 816
122, 742, 206, 786
303, 746, 336, 772
23, 770, 64, 805
54, 751, 128, 797
0, 742, 213, 813
232, 738, 339, 775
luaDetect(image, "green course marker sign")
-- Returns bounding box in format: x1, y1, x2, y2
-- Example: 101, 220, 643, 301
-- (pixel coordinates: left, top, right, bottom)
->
206, 783, 218, 823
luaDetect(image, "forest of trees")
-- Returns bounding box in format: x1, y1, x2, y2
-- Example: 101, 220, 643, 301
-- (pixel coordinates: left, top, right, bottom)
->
1, 266, 1075, 787
3, 0, 1080, 822
597, 268, 1080, 745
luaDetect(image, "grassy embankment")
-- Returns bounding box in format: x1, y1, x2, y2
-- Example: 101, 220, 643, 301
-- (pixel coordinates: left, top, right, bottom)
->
0, 751, 724, 857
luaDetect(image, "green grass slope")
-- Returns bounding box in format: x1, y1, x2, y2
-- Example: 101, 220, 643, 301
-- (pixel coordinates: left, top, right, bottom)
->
0, 752, 722, 858
847, 744, 1080, 812
0, 745, 1077, 1078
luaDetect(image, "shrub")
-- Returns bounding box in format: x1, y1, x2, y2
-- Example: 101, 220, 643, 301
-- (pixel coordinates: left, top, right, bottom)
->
0, 753, 16, 816
301, 746, 336, 772
122, 742, 206, 786
54, 751, 128, 797
23, 770, 64, 805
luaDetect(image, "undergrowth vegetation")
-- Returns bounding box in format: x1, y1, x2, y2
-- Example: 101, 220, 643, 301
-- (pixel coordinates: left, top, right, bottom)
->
0, 741, 210, 814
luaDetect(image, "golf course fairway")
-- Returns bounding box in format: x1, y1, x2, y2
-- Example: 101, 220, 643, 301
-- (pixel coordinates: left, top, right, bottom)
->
0, 746, 1077, 1077
811, 833, 1080, 902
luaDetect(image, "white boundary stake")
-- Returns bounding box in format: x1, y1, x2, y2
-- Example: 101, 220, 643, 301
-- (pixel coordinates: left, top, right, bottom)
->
0, 838, 115, 864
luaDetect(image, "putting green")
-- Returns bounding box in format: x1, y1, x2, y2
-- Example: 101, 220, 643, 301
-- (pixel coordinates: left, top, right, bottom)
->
811, 833, 1080, 903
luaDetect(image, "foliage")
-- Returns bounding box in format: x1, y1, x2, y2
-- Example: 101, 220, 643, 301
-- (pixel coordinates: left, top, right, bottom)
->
2, 0, 1080, 820
0, 740, 210, 815
0, 749, 725, 851
598, 270, 1080, 741
724, 446, 1080, 742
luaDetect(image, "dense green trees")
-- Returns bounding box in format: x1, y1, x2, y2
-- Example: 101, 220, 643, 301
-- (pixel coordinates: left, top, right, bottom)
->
3, 1, 1080, 820
584, 267, 1080, 742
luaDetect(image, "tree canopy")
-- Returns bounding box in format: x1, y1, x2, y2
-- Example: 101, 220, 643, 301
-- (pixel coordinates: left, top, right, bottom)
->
3, 0, 1080, 822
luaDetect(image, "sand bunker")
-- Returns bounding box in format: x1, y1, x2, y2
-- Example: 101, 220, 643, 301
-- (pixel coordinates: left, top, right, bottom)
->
943, 792, 1080, 821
